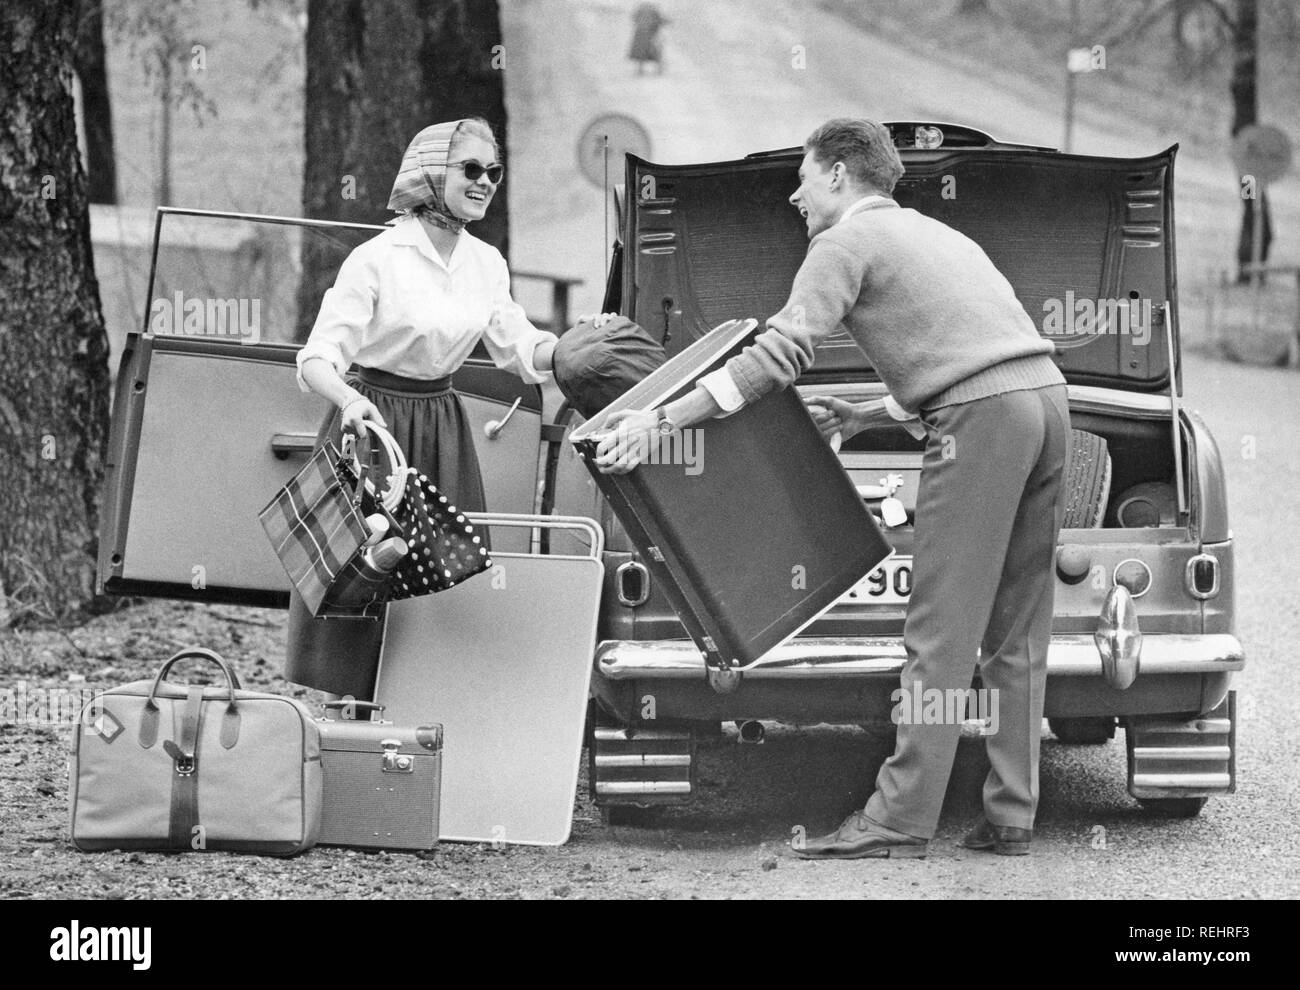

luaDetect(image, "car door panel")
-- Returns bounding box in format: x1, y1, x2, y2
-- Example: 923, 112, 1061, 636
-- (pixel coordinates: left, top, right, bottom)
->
100, 333, 542, 606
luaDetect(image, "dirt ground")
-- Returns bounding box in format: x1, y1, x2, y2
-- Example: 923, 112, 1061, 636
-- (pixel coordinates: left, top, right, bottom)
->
0, 598, 798, 900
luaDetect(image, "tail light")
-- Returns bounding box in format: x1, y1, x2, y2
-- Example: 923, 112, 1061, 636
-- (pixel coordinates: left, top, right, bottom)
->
616, 560, 650, 607
1112, 558, 1152, 598
1186, 553, 1220, 599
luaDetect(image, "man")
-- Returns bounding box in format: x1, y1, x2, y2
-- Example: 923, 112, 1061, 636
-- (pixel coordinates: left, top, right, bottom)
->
594, 118, 1071, 859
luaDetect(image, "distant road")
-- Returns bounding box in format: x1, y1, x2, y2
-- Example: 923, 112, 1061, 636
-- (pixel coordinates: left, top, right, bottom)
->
503, 0, 1297, 317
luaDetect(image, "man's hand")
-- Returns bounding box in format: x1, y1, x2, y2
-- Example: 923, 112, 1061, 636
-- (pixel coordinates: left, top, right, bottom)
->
805, 395, 860, 444
593, 408, 658, 474
575, 312, 618, 330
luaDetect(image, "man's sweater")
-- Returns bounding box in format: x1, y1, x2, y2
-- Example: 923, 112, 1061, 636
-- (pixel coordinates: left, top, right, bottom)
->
725, 199, 1064, 413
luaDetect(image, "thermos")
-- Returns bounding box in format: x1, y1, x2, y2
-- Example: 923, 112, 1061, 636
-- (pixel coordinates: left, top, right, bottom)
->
326, 537, 408, 608
363, 537, 407, 572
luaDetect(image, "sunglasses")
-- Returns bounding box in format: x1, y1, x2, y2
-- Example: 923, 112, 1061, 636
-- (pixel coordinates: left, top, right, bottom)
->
450, 161, 505, 184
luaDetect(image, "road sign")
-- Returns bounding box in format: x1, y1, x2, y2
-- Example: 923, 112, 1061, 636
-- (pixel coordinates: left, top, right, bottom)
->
1232, 124, 1292, 185
577, 113, 652, 189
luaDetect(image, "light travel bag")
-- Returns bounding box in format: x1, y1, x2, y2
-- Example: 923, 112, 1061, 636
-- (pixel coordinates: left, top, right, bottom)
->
70, 648, 322, 855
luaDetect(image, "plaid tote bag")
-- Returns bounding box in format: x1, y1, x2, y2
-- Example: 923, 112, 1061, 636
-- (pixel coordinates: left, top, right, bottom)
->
259, 434, 399, 618
260, 425, 490, 618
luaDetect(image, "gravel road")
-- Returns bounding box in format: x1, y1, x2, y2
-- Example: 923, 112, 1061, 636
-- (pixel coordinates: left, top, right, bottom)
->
1, 352, 1293, 899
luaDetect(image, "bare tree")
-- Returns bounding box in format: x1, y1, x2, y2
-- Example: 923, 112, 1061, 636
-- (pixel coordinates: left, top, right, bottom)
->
0, 1, 112, 623
298, 0, 509, 340
106, 0, 217, 207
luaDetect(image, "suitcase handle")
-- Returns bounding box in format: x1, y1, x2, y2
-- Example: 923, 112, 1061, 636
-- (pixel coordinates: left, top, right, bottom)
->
322, 699, 385, 721
146, 648, 241, 708
139, 649, 243, 751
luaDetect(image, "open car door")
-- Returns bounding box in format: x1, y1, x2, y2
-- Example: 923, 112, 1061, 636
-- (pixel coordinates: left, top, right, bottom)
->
98, 209, 544, 608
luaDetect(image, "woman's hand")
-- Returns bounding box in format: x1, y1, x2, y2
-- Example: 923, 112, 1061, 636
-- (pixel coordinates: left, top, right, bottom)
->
805, 395, 861, 444
593, 408, 658, 474
340, 394, 386, 436
575, 312, 619, 330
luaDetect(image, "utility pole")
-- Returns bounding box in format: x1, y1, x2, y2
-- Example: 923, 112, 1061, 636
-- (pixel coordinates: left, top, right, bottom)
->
1062, 0, 1080, 152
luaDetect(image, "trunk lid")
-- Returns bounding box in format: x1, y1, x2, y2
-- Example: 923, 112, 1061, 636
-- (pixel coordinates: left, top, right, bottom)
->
620, 139, 1180, 393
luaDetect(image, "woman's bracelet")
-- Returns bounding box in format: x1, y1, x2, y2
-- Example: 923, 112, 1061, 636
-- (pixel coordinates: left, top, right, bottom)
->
339, 392, 366, 415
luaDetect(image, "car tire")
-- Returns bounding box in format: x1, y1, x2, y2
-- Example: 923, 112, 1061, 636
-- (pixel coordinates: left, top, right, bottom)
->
1137, 796, 1208, 818
1063, 429, 1112, 528
1049, 716, 1116, 744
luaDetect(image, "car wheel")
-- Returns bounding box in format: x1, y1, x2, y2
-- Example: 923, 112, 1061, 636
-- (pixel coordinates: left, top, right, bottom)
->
1049, 716, 1116, 744
1137, 796, 1208, 818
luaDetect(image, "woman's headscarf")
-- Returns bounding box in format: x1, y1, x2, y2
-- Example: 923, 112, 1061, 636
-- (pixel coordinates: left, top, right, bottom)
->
387, 120, 471, 232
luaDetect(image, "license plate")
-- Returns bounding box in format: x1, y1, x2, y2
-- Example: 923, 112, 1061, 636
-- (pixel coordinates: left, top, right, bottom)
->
839, 556, 912, 606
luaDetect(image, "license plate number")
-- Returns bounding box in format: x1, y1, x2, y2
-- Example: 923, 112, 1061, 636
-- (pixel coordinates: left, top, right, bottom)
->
840, 556, 913, 605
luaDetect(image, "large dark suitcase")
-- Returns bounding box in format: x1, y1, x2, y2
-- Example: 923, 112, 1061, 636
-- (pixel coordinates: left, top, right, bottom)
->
315, 701, 442, 851
571, 319, 892, 688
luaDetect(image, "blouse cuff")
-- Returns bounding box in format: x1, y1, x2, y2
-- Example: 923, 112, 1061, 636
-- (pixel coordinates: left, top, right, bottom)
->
516, 332, 559, 384
295, 347, 347, 393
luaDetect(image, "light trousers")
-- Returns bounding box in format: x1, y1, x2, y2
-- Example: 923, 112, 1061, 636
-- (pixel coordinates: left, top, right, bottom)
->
864, 383, 1070, 838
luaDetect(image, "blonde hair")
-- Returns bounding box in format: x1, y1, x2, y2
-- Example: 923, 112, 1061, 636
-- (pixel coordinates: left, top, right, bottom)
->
452, 117, 500, 160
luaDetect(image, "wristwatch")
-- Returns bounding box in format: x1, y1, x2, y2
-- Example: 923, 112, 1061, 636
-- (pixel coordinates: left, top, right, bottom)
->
656, 406, 677, 436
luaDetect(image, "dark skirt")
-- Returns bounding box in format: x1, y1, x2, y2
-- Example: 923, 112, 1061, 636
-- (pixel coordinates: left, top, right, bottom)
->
283, 367, 487, 699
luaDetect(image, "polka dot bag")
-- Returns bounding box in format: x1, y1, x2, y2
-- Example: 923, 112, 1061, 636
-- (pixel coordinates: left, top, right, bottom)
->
388, 471, 493, 600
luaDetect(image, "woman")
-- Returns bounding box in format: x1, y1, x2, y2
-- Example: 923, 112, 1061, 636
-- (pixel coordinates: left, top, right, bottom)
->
285, 117, 558, 700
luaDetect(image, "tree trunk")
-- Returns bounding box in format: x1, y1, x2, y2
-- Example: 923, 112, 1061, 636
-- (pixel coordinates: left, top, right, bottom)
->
1171, 0, 1195, 75
1230, 0, 1271, 277
158, 53, 173, 207
0, 2, 112, 623
1229, 0, 1257, 135
74, 0, 116, 205
299, 0, 509, 341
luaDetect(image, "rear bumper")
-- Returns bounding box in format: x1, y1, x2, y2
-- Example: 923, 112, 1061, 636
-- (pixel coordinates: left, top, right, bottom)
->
595, 633, 1244, 681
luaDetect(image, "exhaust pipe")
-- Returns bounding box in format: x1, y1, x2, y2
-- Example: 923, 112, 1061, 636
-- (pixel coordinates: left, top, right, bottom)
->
736, 720, 765, 745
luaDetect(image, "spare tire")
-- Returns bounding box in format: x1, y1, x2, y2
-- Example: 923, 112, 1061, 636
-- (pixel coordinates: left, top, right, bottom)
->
1062, 429, 1111, 529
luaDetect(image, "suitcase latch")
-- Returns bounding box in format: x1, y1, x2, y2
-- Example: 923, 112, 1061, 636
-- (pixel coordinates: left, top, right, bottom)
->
163, 740, 195, 775
381, 739, 414, 773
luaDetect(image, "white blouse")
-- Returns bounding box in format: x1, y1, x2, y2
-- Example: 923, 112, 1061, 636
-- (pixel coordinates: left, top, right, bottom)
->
296, 215, 557, 390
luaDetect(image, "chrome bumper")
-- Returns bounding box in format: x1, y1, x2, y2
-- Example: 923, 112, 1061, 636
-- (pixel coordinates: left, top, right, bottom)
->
595, 633, 1244, 681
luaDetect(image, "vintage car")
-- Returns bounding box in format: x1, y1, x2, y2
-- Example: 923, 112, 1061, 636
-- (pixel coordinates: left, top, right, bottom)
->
98, 121, 1241, 822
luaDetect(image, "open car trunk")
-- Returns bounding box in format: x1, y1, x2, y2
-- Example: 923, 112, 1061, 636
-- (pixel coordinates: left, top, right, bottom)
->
584, 137, 1197, 642
613, 139, 1188, 528
620, 142, 1181, 392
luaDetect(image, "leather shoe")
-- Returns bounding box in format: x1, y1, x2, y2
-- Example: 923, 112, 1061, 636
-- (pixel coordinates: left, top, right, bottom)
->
791, 811, 928, 860
959, 819, 1032, 856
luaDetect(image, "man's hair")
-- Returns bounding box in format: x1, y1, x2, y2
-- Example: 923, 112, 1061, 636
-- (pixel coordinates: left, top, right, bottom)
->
804, 118, 904, 193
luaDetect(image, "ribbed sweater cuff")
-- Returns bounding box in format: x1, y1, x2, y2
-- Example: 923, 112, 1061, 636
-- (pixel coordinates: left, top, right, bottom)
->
924, 353, 1065, 410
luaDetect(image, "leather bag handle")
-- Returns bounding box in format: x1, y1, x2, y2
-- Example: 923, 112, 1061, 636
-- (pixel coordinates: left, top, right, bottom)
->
139, 649, 242, 749
343, 422, 408, 514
